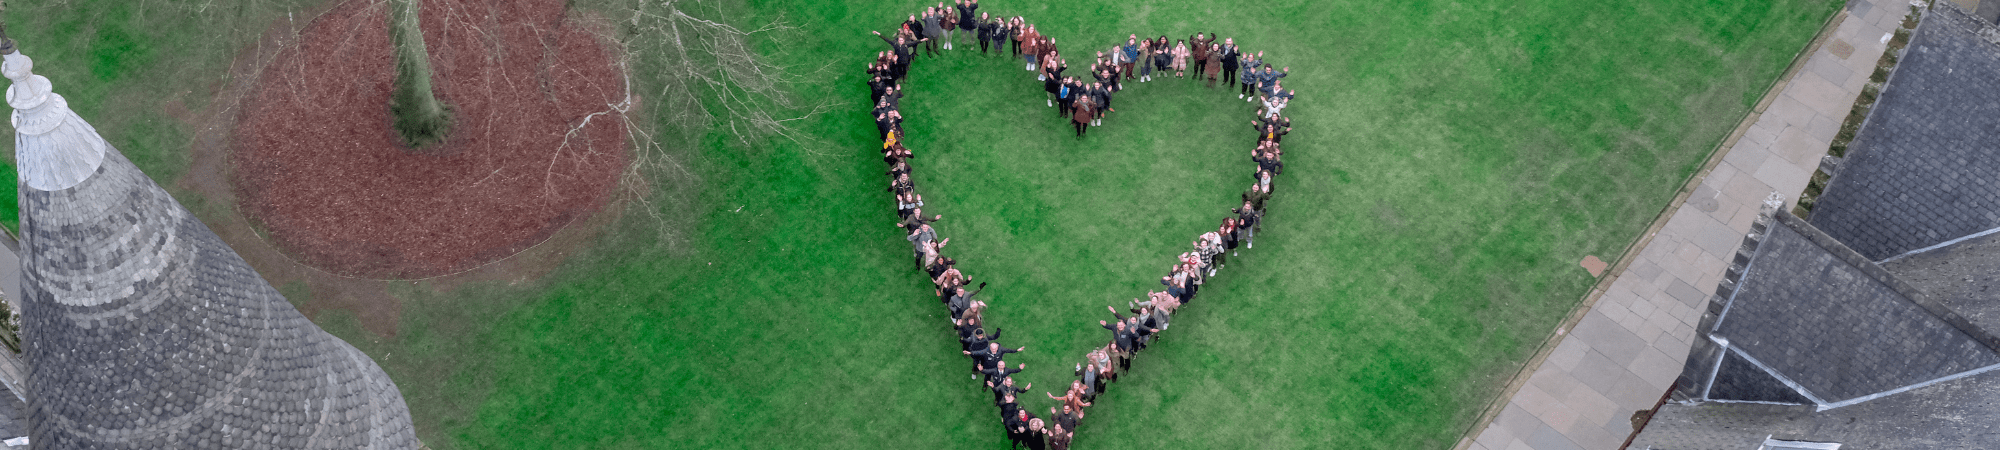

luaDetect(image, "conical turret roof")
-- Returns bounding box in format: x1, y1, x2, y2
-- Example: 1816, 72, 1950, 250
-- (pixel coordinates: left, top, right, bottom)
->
7, 44, 419, 448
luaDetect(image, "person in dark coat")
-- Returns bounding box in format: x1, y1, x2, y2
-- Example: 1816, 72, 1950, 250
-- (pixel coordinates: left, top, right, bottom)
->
1222, 217, 1242, 257
1070, 90, 1096, 137
1021, 417, 1049, 450
955, 0, 979, 47
1099, 317, 1137, 369
988, 376, 1032, 406
1235, 200, 1264, 248
992, 17, 1012, 56
977, 13, 998, 53
1189, 32, 1216, 78
966, 341, 1021, 371
1218, 38, 1241, 85
872, 30, 915, 81
979, 360, 1025, 386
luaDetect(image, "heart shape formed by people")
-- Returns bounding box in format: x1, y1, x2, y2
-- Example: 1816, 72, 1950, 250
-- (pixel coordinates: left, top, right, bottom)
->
868, 6, 1294, 448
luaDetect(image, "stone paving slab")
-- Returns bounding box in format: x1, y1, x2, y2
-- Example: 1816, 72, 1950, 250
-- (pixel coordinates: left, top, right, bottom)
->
1459, 1, 1900, 448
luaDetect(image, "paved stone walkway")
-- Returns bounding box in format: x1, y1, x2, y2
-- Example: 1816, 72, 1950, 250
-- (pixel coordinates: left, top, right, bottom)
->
1459, 1, 1907, 448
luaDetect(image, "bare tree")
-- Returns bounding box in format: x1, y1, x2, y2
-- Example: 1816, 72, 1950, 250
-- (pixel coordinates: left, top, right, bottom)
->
388, 0, 452, 149
566, 0, 837, 249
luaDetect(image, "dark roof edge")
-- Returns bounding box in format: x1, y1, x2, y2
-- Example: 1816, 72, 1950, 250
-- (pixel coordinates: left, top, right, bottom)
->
1775, 210, 2000, 352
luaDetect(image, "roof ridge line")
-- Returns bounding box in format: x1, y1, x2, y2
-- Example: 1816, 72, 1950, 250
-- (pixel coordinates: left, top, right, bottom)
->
1774, 210, 2000, 353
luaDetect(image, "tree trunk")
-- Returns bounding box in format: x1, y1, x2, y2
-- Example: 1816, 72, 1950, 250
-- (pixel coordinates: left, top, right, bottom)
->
388, 0, 451, 149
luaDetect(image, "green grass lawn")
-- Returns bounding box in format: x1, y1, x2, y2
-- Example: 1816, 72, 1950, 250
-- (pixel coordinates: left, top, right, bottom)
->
2, 0, 1836, 448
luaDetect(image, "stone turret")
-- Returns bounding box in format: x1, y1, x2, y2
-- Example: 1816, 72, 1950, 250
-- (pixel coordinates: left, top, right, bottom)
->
6, 43, 420, 448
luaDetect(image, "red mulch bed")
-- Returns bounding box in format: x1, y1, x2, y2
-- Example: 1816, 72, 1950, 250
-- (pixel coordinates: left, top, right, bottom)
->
234, 0, 628, 279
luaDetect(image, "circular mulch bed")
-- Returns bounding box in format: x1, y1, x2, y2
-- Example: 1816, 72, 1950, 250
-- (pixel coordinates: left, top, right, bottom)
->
233, 0, 629, 279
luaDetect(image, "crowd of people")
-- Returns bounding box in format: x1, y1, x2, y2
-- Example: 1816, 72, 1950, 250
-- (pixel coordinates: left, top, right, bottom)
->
869, 3, 1294, 448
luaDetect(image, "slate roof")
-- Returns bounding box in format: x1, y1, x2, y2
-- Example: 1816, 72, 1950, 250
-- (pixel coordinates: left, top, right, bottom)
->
6, 48, 418, 448
1702, 212, 2000, 405
1635, 367, 2000, 449
1649, 207, 2000, 448
1806, 0, 2000, 261
1879, 229, 2000, 337
1642, 9, 2000, 445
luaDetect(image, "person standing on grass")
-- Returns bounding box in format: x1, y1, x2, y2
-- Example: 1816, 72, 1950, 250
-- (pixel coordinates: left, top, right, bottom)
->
992, 17, 1012, 56
1240, 51, 1264, 99
1120, 36, 1141, 80
1136, 38, 1155, 82
882, 138, 912, 164
872, 31, 915, 81
1027, 36, 1045, 76
1200, 234, 1216, 276
1071, 86, 1097, 137
1254, 144, 1283, 176
1190, 32, 1216, 79
1089, 81, 1111, 126
919, 236, 949, 271
1022, 417, 1049, 450
897, 209, 938, 235
1204, 42, 1223, 87
920, 7, 943, 55
955, 296, 989, 329
884, 150, 908, 179
1109, 305, 1160, 348
1219, 38, 1241, 86
1221, 217, 1243, 258
1047, 382, 1092, 412
988, 376, 1032, 405
955, 0, 978, 48
1001, 404, 1029, 448
948, 282, 986, 318
1100, 316, 1138, 368
1043, 49, 1068, 81
1016, 20, 1034, 61
1262, 96, 1289, 119
1088, 345, 1116, 384
1092, 52, 1111, 90
980, 360, 1025, 387
1176, 262, 1192, 300
1048, 424, 1080, 450
880, 84, 905, 111
1058, 77, 1081, 118
977, 13, 997, 54
1240, 65, 1265, 102
1258, 66, 1290, 98
934, 259, 968, 296
1244, 185, 1272, 233
1075, 362, 1100, 401
1255, 119, 1291, 145
887, 172, 914, 196
1043, 67, 1063, 108
897, 191, 924, 221
875, 108, 901, 142
1235, 200, 1264, 249
1171, 39, 1190, 77
868, 74, 890, 108
962, 324, 997, 352
1188, 32, 1207, 79
1137, 291, 1181, 321
939, 3, 958, 51
1052, 402, 1083, 432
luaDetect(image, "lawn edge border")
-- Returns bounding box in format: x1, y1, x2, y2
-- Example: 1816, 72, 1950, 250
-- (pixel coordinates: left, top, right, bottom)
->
1450, 7, 1853, 450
